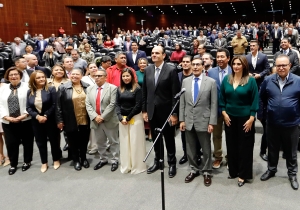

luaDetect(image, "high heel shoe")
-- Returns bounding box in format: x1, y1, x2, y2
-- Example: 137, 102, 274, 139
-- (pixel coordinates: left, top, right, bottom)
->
0, 156, 5, 166
41, 164, 48, 173
238, 179, 245, 187
53, 161, 60, 170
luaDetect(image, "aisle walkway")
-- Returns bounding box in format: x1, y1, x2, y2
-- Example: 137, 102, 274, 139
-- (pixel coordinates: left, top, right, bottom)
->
0, 128, 299, 210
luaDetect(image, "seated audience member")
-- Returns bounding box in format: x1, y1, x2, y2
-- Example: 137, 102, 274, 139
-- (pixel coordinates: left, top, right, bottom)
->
116, 68, 147, 174
71, 49, 87, 74
103, 36, 115, 49
0, 67, 34, 175
56, 69, 90, 171
81, 44, 95, 64
170, 43, 186, 64
85, 69, 120, 172
78, 38, 88, 53
26, 71, 61, 173
42, 46, 60, 68
98, 56, 112, 70
125, 41, 147, 71
106, 51, 137, 87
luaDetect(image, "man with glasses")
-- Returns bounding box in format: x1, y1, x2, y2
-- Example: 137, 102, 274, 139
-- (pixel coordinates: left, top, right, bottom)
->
260, 55, 300, 190
179, 57, 217, 186
194, 44, 206, 59
273, 38, 299, 75
231, 30, 248, 56
86, 69, 120, 172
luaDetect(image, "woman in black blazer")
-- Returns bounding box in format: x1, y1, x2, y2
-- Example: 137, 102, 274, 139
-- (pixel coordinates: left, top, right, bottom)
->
56, 69, 90, 171
27, 70, 62, 173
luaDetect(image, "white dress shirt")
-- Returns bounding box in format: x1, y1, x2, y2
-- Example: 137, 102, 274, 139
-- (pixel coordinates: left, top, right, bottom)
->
132, 50, 138, 63
251, 52, 258, 69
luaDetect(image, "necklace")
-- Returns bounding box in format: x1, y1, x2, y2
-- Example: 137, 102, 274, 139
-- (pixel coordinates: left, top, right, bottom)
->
73, 85, 83, 94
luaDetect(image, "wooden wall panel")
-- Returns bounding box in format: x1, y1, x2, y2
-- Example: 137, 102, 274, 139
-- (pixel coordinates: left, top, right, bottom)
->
63, 0, 249, 6
0, 0, 85, 42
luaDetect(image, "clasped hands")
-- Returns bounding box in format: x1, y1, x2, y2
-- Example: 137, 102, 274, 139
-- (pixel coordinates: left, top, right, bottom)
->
142, 112, 178, 126
4, 114, 27, 123
223, 112, 254, 133
94, 115, 104, 124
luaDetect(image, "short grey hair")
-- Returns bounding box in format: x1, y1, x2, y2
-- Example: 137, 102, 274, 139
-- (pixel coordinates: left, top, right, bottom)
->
97, 69, 107, 76
115, 51, 126, 59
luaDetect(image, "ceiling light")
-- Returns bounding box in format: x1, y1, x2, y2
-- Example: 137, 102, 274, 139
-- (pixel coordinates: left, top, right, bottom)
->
171, 6, 173, 7
92, 8, 94, 10
141, 7, 143, 8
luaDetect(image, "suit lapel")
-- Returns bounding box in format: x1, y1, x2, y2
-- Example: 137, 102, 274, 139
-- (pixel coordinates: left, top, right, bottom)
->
195, 76, 207, 105
101, 83, 109, 101
90, 85, 97, 107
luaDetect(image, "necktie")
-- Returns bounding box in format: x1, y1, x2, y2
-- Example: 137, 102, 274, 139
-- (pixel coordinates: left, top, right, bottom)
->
205, 70, 208, 76
220, 70, 225, 84
284, 50, 287, 55
96, 87, 102, 115
194, 77, 199, 103
155, 68, 160, 85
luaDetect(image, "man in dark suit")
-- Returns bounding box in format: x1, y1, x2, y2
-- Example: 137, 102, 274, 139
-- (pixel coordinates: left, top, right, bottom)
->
35, 34, 48, 60
142, 46, 180, 178
244, 25, 253, 40
273, 38, 299, 75
271, 24, 282, 54
126, 41, 147, 71
25, 54, 51, 78
246, 40, 270, 89
14, 57, 33, 83
192, 27, 199, 37
246, 40, 270, 162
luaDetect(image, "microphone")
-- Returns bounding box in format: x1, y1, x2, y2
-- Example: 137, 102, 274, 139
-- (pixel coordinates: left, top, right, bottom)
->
174, 88, 186, 99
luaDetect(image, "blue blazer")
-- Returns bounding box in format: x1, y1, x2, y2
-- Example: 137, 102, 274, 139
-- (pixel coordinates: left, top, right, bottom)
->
208, 65, 232, 116
123, 41, 132, 52
126, 50, 147, 71
35, 40, 48, 52
26, 86, 57, 120
271, 29, 282, 40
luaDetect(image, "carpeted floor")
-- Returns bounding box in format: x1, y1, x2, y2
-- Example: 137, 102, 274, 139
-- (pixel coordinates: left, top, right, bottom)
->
0, 123, 299, 210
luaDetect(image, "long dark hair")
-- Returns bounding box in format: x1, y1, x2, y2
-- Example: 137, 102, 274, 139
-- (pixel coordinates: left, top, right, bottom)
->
120, 68, 138, 93
228, 56, 250, 85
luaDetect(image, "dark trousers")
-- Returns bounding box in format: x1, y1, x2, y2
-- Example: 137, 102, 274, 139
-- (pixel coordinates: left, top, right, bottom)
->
2, 120, 34, 167
31, 118, 62, 164
260, 119, 268, 154
181, 130, 201, 156
267, 124, 299, 176
225, 115, 255, 180
264, 39, 269, 48
272, 38, 280, 54
149, 110, 176, 166
66, 125, 90, 162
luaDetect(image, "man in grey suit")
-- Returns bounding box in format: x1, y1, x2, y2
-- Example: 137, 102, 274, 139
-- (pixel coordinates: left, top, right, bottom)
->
85, 69, 120, 172
11, 37, 26, 59
213, 32, 227, 49
179, 57, 218, 186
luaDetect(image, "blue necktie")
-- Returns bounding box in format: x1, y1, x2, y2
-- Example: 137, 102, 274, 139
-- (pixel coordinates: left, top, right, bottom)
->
194, 77, 199, 103
220, 70, 225, 84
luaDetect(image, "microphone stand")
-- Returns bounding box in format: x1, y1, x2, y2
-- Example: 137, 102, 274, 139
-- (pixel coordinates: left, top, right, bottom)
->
143, 97, 181, 210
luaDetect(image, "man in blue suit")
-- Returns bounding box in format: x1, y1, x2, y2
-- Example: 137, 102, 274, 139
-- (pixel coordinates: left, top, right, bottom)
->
271, 24, 282, 54
246, 40, 270, 162
123, 36, 132, 52
207, 48, 232, 169
126, 41, 147, 71
35, 34, 48, 61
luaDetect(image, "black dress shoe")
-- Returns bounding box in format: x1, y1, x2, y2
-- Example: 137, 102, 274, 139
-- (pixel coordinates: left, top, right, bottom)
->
81, 159, 90, 168
179, 155, 188, 165
63, 143, 68, 151
289, 176, 299, 190
204, 174, 212, 187
169, 165, 176, 178
260, 153, 268, 161
94, 161, 108, 170
74, 162, 82, 171
260, 170, 275, 181
22, 163, 31, 171
111, 162, 118, 172
8, 167, 17, 175
147, 162, 159, 174
238, 180, 245, 187
185, 172, 199, 183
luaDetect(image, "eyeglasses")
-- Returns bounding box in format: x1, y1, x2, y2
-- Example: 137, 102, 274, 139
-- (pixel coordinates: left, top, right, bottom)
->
94, 75, 106, 78
8, 73, 20, 77
192, 63, 202, 67
275, 64, 290, 68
